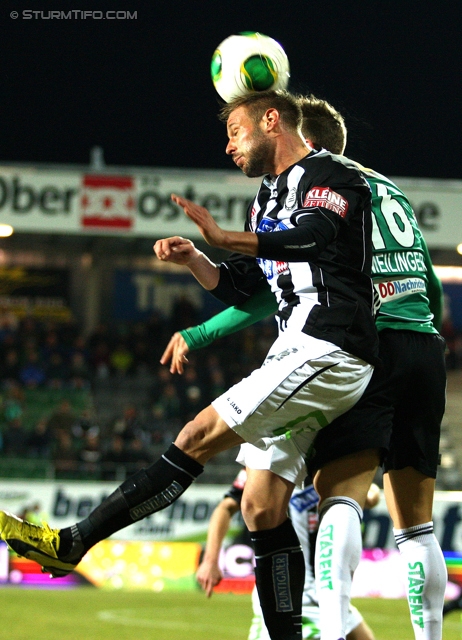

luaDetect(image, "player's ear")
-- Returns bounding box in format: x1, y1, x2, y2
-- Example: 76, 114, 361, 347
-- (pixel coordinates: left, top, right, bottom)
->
262, 108, 280, 131
305, 137, 315, 149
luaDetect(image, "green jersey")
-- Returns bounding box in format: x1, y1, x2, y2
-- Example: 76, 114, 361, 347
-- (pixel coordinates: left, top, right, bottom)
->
362, 166, 442, 333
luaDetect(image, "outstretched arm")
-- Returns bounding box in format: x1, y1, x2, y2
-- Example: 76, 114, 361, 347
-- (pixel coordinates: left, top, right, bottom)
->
196, 496, 240, 597
171, 194, 337, 262
153, 236, 220, 290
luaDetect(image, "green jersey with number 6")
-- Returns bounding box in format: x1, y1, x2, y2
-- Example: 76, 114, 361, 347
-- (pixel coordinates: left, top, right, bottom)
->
360, 165, 442, 334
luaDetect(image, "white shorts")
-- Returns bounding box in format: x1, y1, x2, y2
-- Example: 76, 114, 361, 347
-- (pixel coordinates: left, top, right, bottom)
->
213, 332, 373, 487
247, 585, 363, 640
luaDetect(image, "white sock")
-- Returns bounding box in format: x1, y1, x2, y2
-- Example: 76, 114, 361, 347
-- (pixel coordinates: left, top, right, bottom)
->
394, 522, 447, 640
315, 497, 363, 640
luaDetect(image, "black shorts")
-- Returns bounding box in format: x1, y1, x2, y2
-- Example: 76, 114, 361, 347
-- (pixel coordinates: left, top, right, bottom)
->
308, 330, 447, 479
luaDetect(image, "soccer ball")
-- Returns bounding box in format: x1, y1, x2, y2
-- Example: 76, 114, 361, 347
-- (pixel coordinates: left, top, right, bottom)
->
211, 32, 290, 103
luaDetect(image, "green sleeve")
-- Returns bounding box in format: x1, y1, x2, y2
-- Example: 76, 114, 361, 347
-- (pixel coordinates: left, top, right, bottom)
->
180, 281, 277, 351
422, 238, 443, 332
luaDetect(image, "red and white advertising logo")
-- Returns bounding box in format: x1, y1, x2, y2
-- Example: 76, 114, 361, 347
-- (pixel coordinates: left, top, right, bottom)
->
80, 175, 136, 230
303, 187, 348, 218
276, 260, 289, 274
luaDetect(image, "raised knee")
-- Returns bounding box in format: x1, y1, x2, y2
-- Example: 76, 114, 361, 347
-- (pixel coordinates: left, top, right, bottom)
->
242, 494, 285, 531
174, 420, 206, 456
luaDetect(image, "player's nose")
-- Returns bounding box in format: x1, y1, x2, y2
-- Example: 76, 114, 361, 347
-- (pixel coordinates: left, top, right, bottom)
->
226, 140, 236, 155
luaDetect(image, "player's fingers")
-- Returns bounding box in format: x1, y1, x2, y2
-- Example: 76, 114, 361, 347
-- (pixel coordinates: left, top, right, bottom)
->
160, 335, 177, 364
171, 194, 190, 208
170, 356, 183, 375
153, 239, 172, 259
155, 236, 185, 259
172, 351, 188, 374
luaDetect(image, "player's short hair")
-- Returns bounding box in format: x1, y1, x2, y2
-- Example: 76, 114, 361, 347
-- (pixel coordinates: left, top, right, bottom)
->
218, 90, 302, 134
295, 94, 347, 155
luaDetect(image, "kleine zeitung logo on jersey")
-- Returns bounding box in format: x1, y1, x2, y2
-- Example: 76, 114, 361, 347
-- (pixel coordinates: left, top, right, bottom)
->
303, 186, 348, 218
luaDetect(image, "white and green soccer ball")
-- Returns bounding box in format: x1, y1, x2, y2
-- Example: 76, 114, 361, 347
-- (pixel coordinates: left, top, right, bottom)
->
211, 32, 290, 103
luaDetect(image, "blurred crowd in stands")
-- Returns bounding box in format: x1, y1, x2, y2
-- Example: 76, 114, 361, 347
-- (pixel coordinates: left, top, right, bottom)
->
0, 293, 460, 482
0, 298, 278, 480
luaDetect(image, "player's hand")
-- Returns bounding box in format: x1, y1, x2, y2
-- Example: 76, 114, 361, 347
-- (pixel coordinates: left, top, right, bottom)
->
171, 194, 227, 248
160, 332, 190, 374
196, 559, 223, 598
153, 236, 199, 265
365, 482, 381, 509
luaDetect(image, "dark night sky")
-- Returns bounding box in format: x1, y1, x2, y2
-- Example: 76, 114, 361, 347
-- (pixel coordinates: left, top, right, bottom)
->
2, 0, 462, 180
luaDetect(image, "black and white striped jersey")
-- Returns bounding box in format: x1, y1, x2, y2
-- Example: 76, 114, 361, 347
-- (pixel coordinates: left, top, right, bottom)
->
212, 149, 379, 365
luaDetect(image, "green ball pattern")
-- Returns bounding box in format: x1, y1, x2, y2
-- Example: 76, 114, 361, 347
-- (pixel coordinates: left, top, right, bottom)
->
242, 55, 277, 91
210, 50, 222, 83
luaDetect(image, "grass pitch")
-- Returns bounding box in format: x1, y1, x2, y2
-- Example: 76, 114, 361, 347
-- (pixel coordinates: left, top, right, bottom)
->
0, 588, 461, 640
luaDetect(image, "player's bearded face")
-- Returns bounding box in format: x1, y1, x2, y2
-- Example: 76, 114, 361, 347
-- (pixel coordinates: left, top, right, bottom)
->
226, 107, 273, 177
243, 129, 273, 178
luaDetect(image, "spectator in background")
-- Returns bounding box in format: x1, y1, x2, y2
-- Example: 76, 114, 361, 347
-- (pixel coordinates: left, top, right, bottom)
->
109, 342, 134, 377
2, 417, 29, 457
0, 326, 19, 356
71, 409, 98, 441
111, 403, 145, 444
90, 341, 111, 379
0, 307, 19, 345
46, 352, 68, 389
69, 335, 90, 362
51, 430, 79, 479
18, 349, 47, 388
79, 430, 102, 476
68, 352, 91, 389
151, 365, 176, 403
101, 434, 128, 481
17, 317, 42, 350
152, 382, 182, 425
46, 399, 77, 438
41, 329, 64, 363
0, 348, 21, 387
178, 365, 207, 421
202, 354, 228, 403
128, 322, 152, 375
27, 418, 52, 459
87, 323, 112, 353
1, 383, 24, 423
125, 436, 153, 472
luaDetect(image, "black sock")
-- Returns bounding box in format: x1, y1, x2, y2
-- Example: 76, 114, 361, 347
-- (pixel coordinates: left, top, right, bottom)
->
59, 444, 203, 556
250, 519, 304, 640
